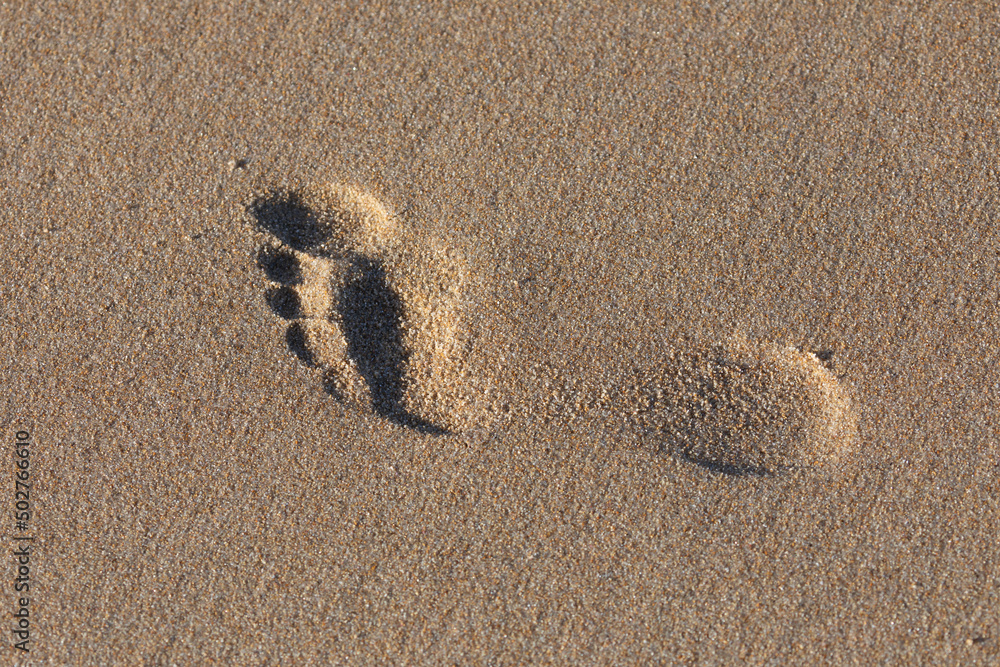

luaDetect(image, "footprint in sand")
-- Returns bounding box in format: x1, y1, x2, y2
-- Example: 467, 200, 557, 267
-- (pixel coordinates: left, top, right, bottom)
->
251, 184, 483, 434
250, 183, 856, 474
630, 341, 857, 475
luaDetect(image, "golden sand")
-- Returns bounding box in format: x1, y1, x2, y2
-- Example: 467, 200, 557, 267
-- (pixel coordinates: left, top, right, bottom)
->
5, 2, 997, 663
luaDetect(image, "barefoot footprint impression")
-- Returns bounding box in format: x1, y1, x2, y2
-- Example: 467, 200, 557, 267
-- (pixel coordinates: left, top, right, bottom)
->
250, 184, 857, 475
252, 184, 481, 434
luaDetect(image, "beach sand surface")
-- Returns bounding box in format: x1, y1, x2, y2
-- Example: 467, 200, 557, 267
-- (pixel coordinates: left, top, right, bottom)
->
1, 1, 998, 664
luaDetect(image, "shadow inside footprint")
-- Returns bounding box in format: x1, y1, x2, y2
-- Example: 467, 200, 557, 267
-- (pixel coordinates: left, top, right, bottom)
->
252, 191, 333, 252
266, 286, 302, 319
258, 245, 303, 284
677, 451, 776, 477
340, 256, 447, 435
